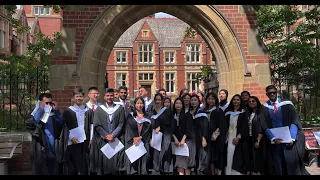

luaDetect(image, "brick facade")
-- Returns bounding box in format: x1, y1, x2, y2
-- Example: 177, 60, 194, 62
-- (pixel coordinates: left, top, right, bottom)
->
106, 18, 213, 99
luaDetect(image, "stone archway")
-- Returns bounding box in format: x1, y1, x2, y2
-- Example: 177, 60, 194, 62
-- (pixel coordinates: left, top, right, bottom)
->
77, 5, 249, 96
51, 5, 271, 111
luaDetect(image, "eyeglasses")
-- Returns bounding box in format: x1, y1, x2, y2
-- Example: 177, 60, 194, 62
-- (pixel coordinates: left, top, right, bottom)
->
267, 92, 277, 95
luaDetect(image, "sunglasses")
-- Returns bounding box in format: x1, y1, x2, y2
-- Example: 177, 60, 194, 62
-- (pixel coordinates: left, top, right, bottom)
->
45, 102, 55, 106
267, 92, 277, 95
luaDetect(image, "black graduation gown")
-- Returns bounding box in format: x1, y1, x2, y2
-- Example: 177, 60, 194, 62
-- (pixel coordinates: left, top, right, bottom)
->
224, 111, 250, 174
247, 112, 267, 173
114, 99, 132, 172
193, 110, 210, 175
124, 114, 152, 175
26, 114, 63, 175
173, 113, 187, 142
151, 108, 174, 174
62, 107, 91, 175
260, 101, 309, 175
90, 104, 125, 175
208, 108, 226, 170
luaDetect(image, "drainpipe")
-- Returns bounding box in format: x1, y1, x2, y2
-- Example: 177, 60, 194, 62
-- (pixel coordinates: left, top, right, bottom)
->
158, 44, 161, 89
131, 48, 134, 98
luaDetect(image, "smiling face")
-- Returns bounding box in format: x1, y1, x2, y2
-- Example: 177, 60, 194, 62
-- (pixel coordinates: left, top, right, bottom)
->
174, 99, 183, 112
248, 97, 257, 109
206, 95, 215, 108
135, 98, 144, 111
74, 93, 84, 106
163, 98, 171, 108
88, 89, 99, 103
266, 88, 277, 102
104, 92, 114, 104
219, 91, 227, 101
154, 94, 163, 107
190, 96, 200, 109
232, 96, 241, 107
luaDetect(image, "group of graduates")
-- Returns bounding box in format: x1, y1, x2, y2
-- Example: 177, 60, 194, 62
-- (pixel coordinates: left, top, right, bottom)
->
26, 84, 310, 175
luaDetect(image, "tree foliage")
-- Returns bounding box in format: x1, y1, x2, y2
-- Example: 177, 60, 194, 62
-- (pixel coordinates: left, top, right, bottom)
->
257, 5, 320, 96
0, 5, 61, 126
184, 26, 197, 38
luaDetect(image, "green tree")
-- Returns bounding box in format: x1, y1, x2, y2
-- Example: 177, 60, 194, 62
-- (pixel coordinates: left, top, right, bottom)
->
257, 5, 320, 96
0, 5, 61, 129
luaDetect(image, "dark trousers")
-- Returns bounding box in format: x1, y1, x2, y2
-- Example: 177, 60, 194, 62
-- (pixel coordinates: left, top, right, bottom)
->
271, 144, 287, 175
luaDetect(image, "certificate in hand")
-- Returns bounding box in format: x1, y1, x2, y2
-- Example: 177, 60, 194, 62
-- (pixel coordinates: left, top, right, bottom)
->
151, 130, 163, 151
125, 140, 147, 163
270, 126, 292, 143
171, 142, 189, 157
100, 138, 124, 159
68, 125, 87, 145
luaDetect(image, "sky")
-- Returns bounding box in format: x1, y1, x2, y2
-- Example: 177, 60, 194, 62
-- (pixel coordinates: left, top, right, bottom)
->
155, 12, 176, 18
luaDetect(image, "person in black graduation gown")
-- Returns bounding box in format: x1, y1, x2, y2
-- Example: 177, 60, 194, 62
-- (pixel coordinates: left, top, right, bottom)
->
124, 97, 152, 175
219, 89, 229, 111
114, 86, 133, 174
224, 94, 249, 175
189, 94, 210, 175
172, 97, 195, 175
138, 86, 154, 115
27, 93, 63, 175
260, 85, 309, 175
204, 92, 226, 175
90, 88, 125, 175
246, 96, 266, 175
241, 91, 251, 111
85, 87, 100, 174
182, 94, 191, 113
62, 88, 90, 175
150, 93, 174, 175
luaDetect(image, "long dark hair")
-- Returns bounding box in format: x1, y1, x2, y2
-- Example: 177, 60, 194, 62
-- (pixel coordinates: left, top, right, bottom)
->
163, 97, 172, 109
204, 92, 219, 110
179, 88, 189, 97
172, 97, 185, 115
153, 93, 164, 107
225, 94, 244, 112
133, 96, 146, 117
247, 96, 262, 114
189, 94, 200, 114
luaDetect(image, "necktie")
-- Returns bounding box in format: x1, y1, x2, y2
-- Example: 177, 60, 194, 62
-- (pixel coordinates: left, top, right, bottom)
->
92, 104, 95, 112
273, 102, 278, 117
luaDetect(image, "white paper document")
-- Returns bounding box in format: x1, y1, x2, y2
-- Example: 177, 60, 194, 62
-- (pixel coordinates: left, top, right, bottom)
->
41, 105, 52, 123
269, 126, 292, 143
171, 142, 189, 157
68, 125, 87, 145
313, 132, 320, 146
100, 138, 124, 159
151, 130, 163, 151
125, 140, 147, 163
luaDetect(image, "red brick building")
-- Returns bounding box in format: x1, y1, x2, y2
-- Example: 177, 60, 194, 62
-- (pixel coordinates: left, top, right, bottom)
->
106, 17, 214, 99
0, 6, 12, 59
24, 5, 62, 38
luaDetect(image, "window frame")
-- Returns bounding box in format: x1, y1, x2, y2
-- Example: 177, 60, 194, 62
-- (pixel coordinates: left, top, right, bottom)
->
138, 43, 154, 64
186, 72, 200, 92
165, 72, 176, 93
115, 51, 127, 63
138, 73, 154, 81
164, 51, 175, 63
185, 43, 201, 63
115, 73, 127, 89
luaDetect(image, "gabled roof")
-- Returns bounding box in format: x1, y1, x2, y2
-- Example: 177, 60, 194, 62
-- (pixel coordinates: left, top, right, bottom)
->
28, 16, 39, 35
114, 18, 190, 48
